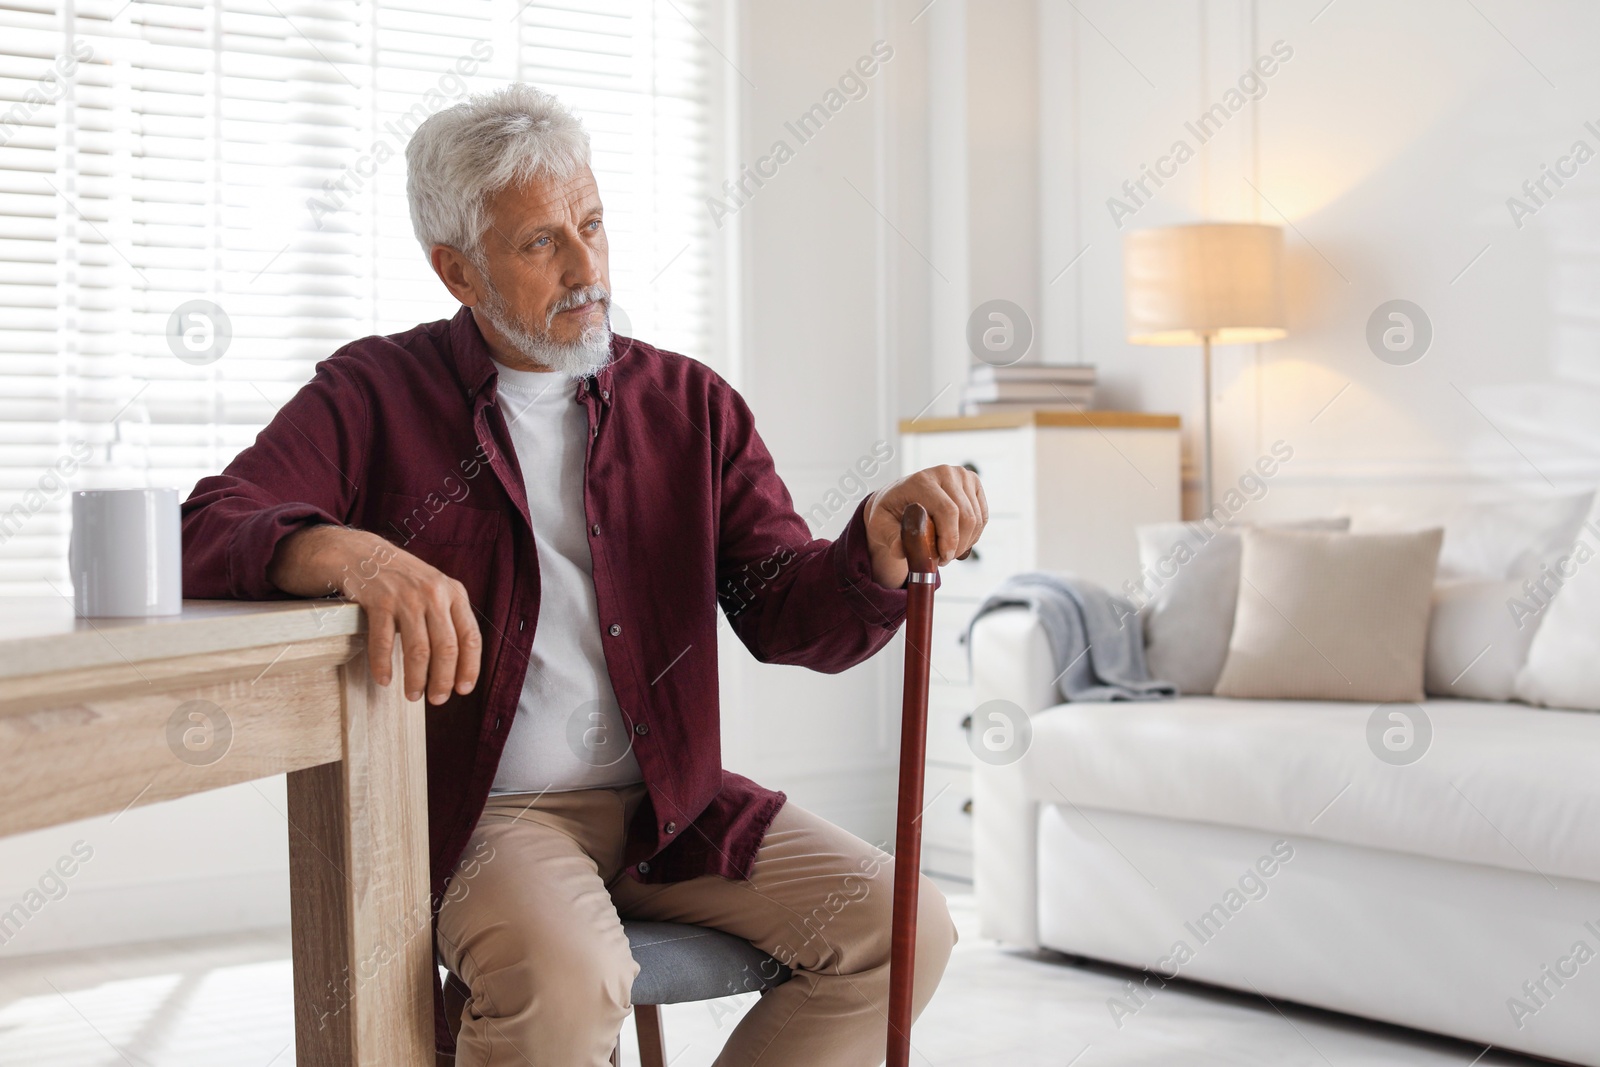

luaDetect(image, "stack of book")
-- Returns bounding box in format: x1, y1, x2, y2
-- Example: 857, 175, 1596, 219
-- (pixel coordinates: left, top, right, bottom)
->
960, 363, 1096, 415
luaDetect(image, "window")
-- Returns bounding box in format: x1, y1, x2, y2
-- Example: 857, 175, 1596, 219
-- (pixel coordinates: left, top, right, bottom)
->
0, 0, 725, 594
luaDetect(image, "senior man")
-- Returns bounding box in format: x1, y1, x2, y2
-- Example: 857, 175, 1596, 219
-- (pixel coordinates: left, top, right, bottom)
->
182, 84, 984, 1065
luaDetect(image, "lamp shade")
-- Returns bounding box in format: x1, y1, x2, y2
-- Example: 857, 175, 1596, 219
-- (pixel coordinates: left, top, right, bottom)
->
1123, 223, 1287, 346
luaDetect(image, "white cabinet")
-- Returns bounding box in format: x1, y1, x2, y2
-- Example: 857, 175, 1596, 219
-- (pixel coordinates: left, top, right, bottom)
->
899, 411, 1181, 881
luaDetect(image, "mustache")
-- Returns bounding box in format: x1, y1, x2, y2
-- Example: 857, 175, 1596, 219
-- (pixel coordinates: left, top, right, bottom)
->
546, 285, 610, 327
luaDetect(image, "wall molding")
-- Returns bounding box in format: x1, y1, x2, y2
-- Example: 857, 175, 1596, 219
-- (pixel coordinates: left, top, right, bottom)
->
1265, 456, 1600, 488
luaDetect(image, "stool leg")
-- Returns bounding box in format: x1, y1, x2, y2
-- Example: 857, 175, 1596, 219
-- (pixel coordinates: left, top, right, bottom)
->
634, 1004, 667, 1067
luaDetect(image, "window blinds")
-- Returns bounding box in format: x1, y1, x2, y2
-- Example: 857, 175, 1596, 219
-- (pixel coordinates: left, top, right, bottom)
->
0, 0, 722, 594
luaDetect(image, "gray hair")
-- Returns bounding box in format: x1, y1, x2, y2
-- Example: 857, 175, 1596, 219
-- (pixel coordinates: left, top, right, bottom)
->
405, 83, 591, 267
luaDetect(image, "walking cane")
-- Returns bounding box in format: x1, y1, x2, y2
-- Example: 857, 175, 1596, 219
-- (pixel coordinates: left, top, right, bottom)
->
887, 503, 940, 1067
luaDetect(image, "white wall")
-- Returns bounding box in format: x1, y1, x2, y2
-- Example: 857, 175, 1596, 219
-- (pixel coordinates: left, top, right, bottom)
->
924, 0, 1042, 416
0, 781, 290, 959
1036, 0, 1600, 529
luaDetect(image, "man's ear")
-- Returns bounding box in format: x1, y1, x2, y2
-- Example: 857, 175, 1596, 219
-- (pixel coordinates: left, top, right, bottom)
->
431, 244, 484, 307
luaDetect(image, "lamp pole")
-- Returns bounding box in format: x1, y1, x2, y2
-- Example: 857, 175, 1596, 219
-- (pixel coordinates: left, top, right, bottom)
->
1201, 332, 1214, 518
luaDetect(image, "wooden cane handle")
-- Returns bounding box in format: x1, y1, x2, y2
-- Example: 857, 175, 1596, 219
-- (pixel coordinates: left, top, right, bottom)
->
900, 504, 938, 574
900, 503, 972, 568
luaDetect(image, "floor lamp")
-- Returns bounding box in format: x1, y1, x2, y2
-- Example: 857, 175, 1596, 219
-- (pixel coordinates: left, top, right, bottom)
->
1122, 223, 1288, 517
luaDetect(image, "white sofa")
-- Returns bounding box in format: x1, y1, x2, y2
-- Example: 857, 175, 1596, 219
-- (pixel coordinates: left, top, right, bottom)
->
970, 605, 1600, 1065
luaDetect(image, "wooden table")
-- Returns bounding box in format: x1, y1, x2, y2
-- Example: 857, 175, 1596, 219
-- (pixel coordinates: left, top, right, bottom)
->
0, 598, 434, 1066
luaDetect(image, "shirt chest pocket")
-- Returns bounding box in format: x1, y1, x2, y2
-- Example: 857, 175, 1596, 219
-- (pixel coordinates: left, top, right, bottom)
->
379, 491, 503, 550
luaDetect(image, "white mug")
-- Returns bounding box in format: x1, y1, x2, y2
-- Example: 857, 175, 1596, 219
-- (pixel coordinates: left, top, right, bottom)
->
70, 488, 182, 617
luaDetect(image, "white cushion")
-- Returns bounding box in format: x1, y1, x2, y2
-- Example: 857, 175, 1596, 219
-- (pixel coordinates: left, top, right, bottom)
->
1424, 579, 1539, 701
1137, 517, 1348, 695
1353, 490, 1594, 580
1016, 696, 1600, 883
1517, 500, 1600, 711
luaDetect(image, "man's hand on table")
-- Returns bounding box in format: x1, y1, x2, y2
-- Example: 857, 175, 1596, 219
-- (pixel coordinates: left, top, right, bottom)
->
862, 465, 988, 590
268, 525, 482, 705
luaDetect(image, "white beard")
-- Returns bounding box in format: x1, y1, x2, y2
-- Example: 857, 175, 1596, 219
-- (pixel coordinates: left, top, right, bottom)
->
478, 280, 614, 379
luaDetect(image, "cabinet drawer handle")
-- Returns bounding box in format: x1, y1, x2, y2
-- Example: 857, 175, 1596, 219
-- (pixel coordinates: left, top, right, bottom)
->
960, 714, 972, 731
961, 798, 974, 815
961, 546, 980, 563
961, 461, 979, 475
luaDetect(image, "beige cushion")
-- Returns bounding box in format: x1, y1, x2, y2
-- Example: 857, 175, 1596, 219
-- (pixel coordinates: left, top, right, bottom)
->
1214, 528, 1444, 702
1137, 517, 1350, 695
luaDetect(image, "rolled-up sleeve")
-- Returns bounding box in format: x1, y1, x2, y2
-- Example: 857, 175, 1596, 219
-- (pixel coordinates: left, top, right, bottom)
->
181, 356, 369, 599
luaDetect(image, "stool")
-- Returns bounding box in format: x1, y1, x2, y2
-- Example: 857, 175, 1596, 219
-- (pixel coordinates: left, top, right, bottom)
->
440, 920, 792, 1067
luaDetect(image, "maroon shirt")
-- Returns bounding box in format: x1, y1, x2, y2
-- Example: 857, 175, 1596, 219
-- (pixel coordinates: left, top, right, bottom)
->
180, 305, 907, 1047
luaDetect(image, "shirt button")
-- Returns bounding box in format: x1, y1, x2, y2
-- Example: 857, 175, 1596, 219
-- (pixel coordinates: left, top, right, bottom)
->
637, 861, 651, 874
591, 523, 600, 536
518, 619, 525, 631
601, 390, 610, 400
664, 821, 677, 834
609, 623, 622, 637
634, 722, 649, 735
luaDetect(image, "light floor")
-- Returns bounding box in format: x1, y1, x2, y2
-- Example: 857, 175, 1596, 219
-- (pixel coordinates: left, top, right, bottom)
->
0, 892, 1548, 1066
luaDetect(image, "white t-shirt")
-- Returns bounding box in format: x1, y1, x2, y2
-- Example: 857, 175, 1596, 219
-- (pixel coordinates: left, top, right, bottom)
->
488, 361, 643, 794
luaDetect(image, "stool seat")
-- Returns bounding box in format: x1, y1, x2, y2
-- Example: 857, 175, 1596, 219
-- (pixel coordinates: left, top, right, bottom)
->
624, 920, 792, 1006
444, 921, 793, 1066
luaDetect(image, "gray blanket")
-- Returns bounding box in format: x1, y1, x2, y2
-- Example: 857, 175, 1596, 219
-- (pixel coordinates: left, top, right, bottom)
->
966, 572, 1175, 703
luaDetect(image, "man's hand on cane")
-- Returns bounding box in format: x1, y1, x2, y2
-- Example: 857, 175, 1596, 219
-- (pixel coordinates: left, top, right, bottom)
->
864, 465, 988, 588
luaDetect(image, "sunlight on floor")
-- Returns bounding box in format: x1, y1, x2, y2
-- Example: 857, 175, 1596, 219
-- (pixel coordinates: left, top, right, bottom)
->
0, 933, 295, 1067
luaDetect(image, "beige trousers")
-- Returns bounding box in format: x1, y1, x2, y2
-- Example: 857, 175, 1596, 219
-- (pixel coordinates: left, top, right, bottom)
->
434, 782, 957, 1066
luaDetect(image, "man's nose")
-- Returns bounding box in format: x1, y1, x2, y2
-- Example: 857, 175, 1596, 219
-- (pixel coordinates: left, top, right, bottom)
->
562, 240, 602, 290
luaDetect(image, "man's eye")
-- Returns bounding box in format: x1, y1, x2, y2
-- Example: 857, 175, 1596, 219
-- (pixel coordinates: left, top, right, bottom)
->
586, 219, 602, 231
